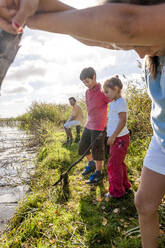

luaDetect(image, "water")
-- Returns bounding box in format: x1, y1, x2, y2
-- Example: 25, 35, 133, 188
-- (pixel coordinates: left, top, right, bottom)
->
0, 126, 36, 233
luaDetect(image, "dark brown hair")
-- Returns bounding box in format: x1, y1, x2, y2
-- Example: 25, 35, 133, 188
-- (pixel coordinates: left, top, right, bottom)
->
69, 97, 76, 102
80, 67, 96, 81
107, 0, 165, 79
104, 75, 123, 91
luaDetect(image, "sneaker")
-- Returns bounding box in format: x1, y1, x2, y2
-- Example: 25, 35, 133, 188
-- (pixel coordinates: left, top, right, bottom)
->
67, 139, 72, 146
126, 188, 133, 194
87, 170, 103, 184
105, 192, 127, 199
105, 192, 113, 198
82, 161, 96, 176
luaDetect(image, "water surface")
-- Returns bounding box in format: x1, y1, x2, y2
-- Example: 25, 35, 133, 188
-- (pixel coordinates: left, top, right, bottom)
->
0, 126, 36, 232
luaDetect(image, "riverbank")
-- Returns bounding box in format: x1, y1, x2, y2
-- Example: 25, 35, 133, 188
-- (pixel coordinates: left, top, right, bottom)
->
0, 91, 164, 247
0, 122, 164, 247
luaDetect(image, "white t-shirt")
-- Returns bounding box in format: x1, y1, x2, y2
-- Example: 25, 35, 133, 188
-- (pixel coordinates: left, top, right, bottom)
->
107, 97, 129, 137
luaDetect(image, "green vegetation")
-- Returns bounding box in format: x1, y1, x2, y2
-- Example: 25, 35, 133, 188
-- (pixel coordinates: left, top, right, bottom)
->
0, 87, 164, 248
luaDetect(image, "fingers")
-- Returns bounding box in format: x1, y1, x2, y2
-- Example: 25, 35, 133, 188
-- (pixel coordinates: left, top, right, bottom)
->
0, 0, 19, 34
0, 6, 16, 20
12, 0, 39, 32
0, 16, 17, 33
0, 0, 39, 34
0, 7, 23, 34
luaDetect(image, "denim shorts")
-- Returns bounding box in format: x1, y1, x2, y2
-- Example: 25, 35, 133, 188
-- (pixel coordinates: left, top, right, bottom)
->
144, 136, 165, 175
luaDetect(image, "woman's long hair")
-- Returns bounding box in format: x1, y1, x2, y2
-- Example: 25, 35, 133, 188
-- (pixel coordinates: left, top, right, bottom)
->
107, 0, 165, 78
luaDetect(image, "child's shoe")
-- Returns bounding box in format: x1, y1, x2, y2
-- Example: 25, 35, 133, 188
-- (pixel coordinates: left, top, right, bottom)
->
87, 170, 103, 184
104, 192, 113, 198
67, 139, 72, 146
75, 135, 80, 143
126, 188, 133, 194
82, 161, 96, 176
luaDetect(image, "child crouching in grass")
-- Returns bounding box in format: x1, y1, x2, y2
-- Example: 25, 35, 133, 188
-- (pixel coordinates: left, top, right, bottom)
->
104, 76, 131, 198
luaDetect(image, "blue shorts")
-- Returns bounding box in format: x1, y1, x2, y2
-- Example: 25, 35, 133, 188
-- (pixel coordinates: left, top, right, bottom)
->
144, 136, 165, 175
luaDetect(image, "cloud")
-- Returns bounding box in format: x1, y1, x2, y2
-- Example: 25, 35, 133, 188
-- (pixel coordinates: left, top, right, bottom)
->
62, 0, 102, 8
0, 0, 143, 118
7, 64, 46, 82
6, 86, 29, 94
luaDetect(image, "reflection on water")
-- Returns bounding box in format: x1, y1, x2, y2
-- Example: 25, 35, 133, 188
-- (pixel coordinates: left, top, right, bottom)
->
0, 126, 36, 233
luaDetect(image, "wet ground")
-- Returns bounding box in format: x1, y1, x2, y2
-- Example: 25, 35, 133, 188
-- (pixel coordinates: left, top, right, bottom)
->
0, 125, 36, 233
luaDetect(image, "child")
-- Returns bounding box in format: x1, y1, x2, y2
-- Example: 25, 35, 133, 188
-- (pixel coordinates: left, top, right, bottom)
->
79, 67, 110, 184
104, 75, 131, 198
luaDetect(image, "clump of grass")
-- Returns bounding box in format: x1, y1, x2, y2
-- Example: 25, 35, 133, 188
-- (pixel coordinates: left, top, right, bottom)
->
126, 85, 152, 140
0, 125, 164, 248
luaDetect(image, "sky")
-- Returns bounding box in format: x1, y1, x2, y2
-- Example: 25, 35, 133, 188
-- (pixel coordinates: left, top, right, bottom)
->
0, 0, 142, 118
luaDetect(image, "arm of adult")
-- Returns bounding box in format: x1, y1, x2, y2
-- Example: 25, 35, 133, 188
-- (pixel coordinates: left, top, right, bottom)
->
0, 0, 111, 48
38, 1, 116, 49
27, 3, 165, 47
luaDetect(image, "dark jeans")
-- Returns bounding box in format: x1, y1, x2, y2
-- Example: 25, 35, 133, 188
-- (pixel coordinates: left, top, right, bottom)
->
78, 127, 106, 161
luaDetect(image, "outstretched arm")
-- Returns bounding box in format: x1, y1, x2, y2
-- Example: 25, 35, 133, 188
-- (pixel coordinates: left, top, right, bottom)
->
0, 0, 74, 33
38, 0, 114, 49
27, 3, 165, 47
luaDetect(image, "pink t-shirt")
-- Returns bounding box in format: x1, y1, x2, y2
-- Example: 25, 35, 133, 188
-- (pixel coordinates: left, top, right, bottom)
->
85, 83, 110, 131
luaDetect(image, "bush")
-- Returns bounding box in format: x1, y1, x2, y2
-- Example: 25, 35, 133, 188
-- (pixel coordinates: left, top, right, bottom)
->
17, 102, 72, 131
126, 84, 152, 139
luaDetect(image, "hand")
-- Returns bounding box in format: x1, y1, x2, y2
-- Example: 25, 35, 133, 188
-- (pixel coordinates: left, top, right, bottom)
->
0, 0, 17, 33
107, 135, 116, 146
0, 0, 40, 34
12, 0, 40, 32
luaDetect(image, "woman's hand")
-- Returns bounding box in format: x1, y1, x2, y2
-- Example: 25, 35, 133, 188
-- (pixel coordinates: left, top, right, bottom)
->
0, 0, 17, 33
107, 135, 116, 146
0, 0, 40, 34
12, 0, 40, 31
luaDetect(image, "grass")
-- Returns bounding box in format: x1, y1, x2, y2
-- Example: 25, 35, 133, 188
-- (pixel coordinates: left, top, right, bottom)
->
0, 123, 164, 248
0, 86, 164, 247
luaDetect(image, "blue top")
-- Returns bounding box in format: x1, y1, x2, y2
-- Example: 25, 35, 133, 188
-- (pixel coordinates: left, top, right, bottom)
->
145, 56, 165, 151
